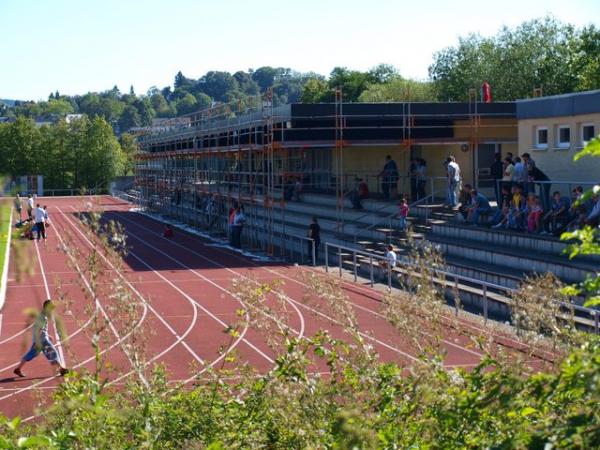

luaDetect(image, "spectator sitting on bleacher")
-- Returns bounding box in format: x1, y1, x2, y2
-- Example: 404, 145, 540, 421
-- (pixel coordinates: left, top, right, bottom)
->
541, 191, 571, 236
491, 185, 511, 226
467, 189, 491, 225
494, 184, 525, 230
379, 244, 397, 281
458, 184, 472, 221
566, 186, 589, 231
526, 195, 543, 234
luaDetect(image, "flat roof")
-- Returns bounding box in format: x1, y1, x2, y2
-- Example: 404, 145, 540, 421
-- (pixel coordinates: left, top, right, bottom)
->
517, 90, 600, 119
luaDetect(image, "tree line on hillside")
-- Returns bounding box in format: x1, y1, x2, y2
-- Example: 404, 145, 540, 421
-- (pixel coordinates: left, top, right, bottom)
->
0, 17, 598, 136
0, 117, 135, 191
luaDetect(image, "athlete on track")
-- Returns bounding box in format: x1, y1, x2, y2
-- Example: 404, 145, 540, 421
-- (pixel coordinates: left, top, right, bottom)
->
13, 300, 69, 378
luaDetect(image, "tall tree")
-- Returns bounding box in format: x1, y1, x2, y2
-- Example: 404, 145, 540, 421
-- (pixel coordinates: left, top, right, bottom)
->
251, 66, 278, 91
327, 67, 375, 102
300, 78, 329, 103
118, 105, 142, 131
429, 17, 582, 101
196, 71, 238, 102
574, 25, 600, 91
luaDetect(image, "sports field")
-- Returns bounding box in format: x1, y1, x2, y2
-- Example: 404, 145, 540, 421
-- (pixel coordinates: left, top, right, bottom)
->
0, 195, 551, 420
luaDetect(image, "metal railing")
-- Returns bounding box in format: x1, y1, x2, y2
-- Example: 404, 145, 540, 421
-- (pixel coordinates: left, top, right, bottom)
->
350, 185, 447, 246
324, 241, 600, 332
282, 233, 316, 267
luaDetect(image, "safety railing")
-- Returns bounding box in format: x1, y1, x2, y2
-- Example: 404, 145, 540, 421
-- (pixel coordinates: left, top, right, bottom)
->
324, 241, 600, 332
348, 186, 447, 246
282, 233, 316, 267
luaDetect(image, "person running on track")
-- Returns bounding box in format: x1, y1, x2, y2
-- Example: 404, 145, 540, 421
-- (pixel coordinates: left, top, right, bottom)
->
13, 300, 69, 378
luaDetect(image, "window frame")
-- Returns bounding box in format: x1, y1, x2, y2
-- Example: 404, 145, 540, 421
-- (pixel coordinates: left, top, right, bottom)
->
556, 124, 571, 149
581, 123, 595, 146
535, 126, 549, 149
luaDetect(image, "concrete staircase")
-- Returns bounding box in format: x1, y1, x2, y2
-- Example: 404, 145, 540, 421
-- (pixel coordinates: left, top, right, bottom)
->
138, 191, 598, 326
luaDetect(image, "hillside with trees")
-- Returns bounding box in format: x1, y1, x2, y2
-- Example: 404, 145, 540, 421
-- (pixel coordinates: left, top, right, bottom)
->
2, 18, 598, 136
0, 17, 598, 192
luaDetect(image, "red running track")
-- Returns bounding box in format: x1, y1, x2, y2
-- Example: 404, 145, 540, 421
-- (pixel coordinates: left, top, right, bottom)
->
0, 196, 548, 419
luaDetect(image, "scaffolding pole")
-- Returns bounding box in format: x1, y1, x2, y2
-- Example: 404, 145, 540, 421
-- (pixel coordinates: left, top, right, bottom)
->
335, 89, 344, 233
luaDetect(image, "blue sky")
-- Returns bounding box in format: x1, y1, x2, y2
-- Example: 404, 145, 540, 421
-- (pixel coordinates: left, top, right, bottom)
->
1, 0, 598, 100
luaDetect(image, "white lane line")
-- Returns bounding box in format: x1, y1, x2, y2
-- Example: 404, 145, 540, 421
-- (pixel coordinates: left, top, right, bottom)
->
124, 211, 483, 360
128, 247, 272, 362
16, 206, 252, 418
50, 212, 150, 389
55, 208, 206, 367
66, 207, 274, 364
33, 239, 66, 368
104, 211, 309, 339
108, 210, 420, 364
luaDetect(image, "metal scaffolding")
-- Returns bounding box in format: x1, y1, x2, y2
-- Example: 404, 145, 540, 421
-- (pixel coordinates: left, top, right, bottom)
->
134, 89, 513, 256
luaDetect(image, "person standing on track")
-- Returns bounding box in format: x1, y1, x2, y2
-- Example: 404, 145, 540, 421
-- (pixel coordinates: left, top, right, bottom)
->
13, 300, 69, 378
34, 203, 47, 241
26, 194, 34, 220
14, 193, 23, 221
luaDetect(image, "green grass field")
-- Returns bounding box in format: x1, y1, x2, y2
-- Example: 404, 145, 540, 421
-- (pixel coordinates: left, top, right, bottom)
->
0, 200, 12, 300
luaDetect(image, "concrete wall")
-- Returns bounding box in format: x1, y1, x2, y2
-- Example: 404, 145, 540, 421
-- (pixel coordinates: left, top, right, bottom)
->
454, 118, 517, 140
518, 113, 600, 183
334, 145, 410, 193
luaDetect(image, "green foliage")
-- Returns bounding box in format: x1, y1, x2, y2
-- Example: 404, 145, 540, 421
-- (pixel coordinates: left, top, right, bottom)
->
359, 78, 437, 102
429, 17, 598, 101
0, 116, 127, 190
1, 334, 600, 448
561, 137, 600, 307
1, 201, 599, 448
574, 136, 600, 161
300, 77, 329, 103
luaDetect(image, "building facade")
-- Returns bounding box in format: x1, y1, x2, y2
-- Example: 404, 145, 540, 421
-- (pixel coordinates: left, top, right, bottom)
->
135, 100, 517, 202
517, 90, 600, 183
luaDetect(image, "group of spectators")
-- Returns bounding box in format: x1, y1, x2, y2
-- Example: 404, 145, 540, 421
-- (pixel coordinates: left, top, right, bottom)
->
458, 153, 599, 235
491, 152, 551, 210
14, 193, 50, 241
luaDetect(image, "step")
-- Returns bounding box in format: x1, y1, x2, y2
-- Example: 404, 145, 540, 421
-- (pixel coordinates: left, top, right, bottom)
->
431, 222, 600, 264
330, 252, 595, 329
427, 234, 597, 284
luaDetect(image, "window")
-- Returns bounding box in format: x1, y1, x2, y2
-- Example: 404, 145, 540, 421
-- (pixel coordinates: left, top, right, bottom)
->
535, 126, 548, 149
556, 125, 570, 148
582, 123, 595, 145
